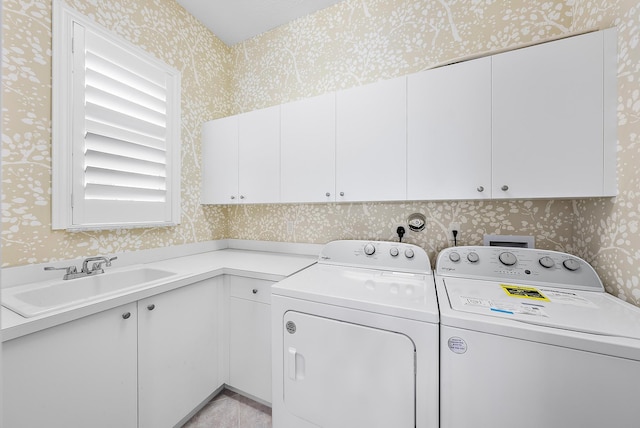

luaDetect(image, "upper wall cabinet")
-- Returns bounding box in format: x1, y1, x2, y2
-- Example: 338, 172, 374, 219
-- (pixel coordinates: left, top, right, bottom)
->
201, 29, 616, 205
281, 93, 336, 203
201, 116, 239, 204
336, 77, 407, 202
201, 105, 280, 204
492, 29, 617, 199
408, 57, 492, 200
238, 105, 281, 203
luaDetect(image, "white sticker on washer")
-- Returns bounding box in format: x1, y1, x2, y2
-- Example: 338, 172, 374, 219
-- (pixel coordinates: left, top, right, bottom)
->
447, 337, 467, 354
460, 296, 548, 317
538, 288, 598, 308
460, 296, 492, 307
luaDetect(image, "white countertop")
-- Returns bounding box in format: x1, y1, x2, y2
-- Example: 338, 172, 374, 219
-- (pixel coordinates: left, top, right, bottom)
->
2, 246, 317, 341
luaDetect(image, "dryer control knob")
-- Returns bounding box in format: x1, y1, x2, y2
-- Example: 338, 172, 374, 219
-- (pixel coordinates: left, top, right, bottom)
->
563, 258, 580, 271
467, 252, 479, 263
499, 251, 517, 266
364, 243, 376, 255
404, 248, 414, 259
389, 247, 399, 257
539, 256, 555, 268
449, 252, 461, 262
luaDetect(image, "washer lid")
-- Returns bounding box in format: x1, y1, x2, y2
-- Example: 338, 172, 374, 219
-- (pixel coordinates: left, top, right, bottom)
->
272, 264, 439, 323
444, 277, 640, 340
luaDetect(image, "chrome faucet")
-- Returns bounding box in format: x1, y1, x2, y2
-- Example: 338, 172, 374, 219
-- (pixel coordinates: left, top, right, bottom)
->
44, 256, 118, 280
81, 256, 117, 275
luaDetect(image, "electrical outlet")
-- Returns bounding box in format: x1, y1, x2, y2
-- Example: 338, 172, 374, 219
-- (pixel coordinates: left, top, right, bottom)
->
448, 222, 460, 241
286, 220, 295, 234
393, 223, 406, 241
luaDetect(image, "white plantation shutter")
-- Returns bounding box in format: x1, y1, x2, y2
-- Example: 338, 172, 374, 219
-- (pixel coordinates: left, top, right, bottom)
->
52, 3, 180, 230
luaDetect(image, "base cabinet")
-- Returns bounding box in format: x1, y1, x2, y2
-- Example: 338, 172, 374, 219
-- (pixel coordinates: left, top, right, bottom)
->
139, 278, 221, 428
2, 278, 222, 428
228, 276, 274, 403
2, 303, 138, 428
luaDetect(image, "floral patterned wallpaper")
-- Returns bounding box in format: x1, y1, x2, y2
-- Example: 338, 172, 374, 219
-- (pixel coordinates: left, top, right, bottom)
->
2, 0, 230, 265
2, 0, 639, 308
227, 0, 640, 307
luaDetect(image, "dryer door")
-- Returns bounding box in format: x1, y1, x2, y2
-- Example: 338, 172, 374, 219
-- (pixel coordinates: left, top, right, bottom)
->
282, 310, 416, 428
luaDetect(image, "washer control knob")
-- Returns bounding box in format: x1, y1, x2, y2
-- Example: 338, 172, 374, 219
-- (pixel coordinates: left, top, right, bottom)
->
449, 252, 461, 262
563, 258, 580, 271
467, 252, 479, 263
404, 248, 414, 259
499, 252, 517, 266
539, 256, 555, 269
364, 243, 376, 256
389, 247, 399, 257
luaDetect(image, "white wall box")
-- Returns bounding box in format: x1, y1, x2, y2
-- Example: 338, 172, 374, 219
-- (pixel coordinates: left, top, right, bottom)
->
3, 279, 222, 428
202, 29, 616, 205
201, 116, 239, 204
238, 105, 282, 203
138, 278, 221, 428
280, 93, 336, 203
201, 105, 280, 204
3, 303, 138, 428
492, 28, 617, 199
407, 57, 492, 200
336, 76, 407, 202
228, 276, 274, 403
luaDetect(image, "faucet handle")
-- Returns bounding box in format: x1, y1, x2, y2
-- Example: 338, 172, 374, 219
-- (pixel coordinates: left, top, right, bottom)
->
44, 265, 78, 274
44, 265, 79, 280
90, 256, 118, 272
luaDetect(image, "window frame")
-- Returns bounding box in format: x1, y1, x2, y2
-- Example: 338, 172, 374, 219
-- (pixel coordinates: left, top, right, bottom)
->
52, 0, 181, 231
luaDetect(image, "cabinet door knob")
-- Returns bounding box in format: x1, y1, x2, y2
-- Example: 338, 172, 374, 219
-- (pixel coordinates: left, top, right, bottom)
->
477, 186, 484, 192
230, 195, 236, 200
122, 312, 131, 320
326, 192, 331, 197
240, 195, 245, 200
147, 304, 155, 311
252, 288, 258, 294
339, 192, 345, 197
501, 185, 509, 191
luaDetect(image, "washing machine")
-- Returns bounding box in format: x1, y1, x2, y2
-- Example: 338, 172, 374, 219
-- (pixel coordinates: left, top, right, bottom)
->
435, 246, 640, 428
271, 240, 439, 428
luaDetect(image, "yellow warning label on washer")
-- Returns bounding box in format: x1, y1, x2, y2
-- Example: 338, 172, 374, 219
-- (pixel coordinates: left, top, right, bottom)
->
500, 284, 549, 301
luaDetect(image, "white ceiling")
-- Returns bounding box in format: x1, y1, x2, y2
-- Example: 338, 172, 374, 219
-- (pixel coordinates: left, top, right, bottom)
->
177, 0, 344, 46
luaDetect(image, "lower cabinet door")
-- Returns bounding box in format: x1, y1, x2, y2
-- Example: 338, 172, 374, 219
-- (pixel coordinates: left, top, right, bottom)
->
229, 296, 272, 403
2, 303, 138, 428
138, 278, 220, 428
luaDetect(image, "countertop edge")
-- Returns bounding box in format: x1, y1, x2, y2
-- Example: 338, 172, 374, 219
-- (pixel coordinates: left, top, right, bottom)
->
2, 247, 317, 342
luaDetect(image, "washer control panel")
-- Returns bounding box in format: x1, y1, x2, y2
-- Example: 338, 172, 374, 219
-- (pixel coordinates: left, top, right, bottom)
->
436, 246, 603, 291
319, 240, 430, 274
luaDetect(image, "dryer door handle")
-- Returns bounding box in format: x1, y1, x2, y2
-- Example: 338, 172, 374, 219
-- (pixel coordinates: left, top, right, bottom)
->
288, 347, 298, 380
288, 347, 306, 381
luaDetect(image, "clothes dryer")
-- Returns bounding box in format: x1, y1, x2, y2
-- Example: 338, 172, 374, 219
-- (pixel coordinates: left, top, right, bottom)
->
435, 246, 640, 428
272, 240, 439, 428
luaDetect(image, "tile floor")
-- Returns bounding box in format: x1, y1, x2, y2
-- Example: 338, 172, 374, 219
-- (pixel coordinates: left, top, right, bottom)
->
182, 389, 272, 428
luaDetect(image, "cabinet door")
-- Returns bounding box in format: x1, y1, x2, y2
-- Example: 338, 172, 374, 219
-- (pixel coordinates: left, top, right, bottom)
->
2, 303, 138, 428
281, 93, 336, 203
228, 276, 273, 403
138, 279, 221, 428
492, 31, 610, 199
408, 57, 492, 200
201, 116, 239, 204
336, 77, 407, 202
238, 105, 281, 203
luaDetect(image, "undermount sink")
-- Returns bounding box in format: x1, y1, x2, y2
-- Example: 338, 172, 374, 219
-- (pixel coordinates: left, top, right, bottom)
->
2, 266, 178, 318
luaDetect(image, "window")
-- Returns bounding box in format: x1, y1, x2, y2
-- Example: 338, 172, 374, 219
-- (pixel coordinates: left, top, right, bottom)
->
52, 1, 181, 230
